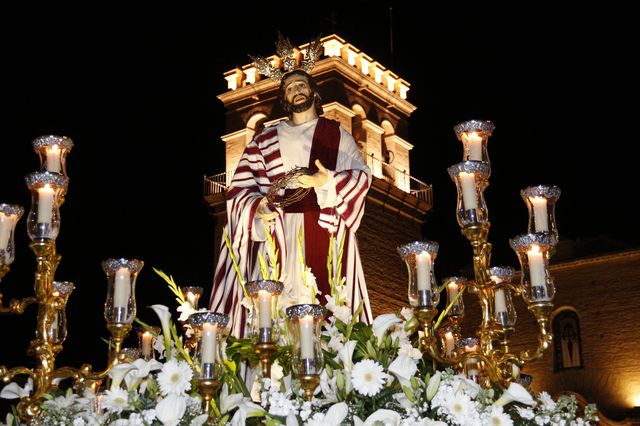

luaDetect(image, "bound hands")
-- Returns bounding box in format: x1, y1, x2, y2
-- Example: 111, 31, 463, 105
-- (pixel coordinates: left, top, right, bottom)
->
257, 197, 278, 226
297, 159, 329, 188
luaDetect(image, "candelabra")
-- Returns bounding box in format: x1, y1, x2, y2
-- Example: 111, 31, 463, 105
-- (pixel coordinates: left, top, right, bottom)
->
0, 135, 144, 422
398, 119, 561, 388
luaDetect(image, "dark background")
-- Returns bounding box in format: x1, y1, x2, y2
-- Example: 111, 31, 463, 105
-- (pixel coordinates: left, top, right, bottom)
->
1, 3, 637, 403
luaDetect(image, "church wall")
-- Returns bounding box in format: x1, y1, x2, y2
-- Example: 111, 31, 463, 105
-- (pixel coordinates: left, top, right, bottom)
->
459, 249, 640, 421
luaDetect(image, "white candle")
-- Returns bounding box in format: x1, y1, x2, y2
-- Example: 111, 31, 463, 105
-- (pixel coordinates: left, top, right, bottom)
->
459, 172, 478, 210
186, 291, 197, 308
530, 196, 549, 232
258, 290, 272, 329
0, 212, 17, 251
527, 245, 546, 288
201, 323, 218, 364
141, 331, 153, 358
467, 358, 480, 377
444, 332, 454, 356
113, 267, 131, 309
494, 288, 508, 314
464, 131, 483, 161
37, 184, 55, 225
447, 282, 458, 301
299, 315, 315, 359
416, 251, 432, 291
46, 145, 62, 173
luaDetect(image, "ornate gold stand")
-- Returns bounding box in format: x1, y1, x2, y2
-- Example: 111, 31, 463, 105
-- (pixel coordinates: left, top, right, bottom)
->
198, 378, 220, 420
299, 374, 320, 401
254, 342, 276, 378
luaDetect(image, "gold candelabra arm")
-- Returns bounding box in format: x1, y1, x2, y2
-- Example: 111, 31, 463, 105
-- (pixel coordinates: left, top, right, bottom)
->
518, 302, 554, 362
414, 307, 450, 366
461, 223, 492, 287
76, 322, 133, 383
0, 295, 38, 315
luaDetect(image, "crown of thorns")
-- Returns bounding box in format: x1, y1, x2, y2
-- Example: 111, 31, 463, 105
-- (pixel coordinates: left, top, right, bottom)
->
249, 32, 323, 82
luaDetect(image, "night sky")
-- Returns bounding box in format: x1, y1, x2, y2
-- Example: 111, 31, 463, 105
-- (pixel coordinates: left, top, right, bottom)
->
1, 4, 637, 375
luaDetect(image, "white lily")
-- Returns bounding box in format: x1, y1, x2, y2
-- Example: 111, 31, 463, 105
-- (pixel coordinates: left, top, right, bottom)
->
372, 313, 401, 344
270, 360, 284, 390
323, 401, 349, 425
362, 408, 401, 425
124, 358, 163, 391
494, 381, 536, 407
286, 413, 300, 425
453, 374, 481, 398
176, 300, 197, 322
108, 363, 138, 391
426, 370, 441, 401
219, 383, 244, 415
155, 393, 186, 426
230, 397, 266, 426
0, 379, 32, 399
388, 353, 417, 388
392, 392, 413, 411
338, 340, 357, 372
320, 370, 338, 402
150, 304, 174, 360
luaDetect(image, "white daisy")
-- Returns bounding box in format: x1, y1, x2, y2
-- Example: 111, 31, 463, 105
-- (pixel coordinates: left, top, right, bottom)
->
350, 359, 386, 397
157, 359, 193, 396
484, 406, 513, 426
100, 388, 130, 413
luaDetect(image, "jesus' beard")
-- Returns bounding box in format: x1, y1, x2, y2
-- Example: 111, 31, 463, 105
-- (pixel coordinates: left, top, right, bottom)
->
282, 94, 315, 114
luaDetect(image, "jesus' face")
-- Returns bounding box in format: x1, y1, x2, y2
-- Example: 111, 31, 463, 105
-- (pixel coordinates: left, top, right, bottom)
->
282, 74, 315, 114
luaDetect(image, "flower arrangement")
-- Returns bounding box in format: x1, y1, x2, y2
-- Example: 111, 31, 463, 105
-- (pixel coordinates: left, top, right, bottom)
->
0, 231, 598, 425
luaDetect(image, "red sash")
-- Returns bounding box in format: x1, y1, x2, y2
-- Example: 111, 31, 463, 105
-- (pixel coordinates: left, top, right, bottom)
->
283, 117, 340, 298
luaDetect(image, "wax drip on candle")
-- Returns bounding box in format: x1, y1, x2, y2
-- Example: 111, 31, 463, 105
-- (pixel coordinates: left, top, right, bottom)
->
201, 323, 218, 364
113, 268, 131, 309
0, 212, 17, 251
46, 145, 62, 173
464, 131, 483, 161
530, 196, 549, 232
37, 184, 55, 225
416, 251, 432, 291
299, 315, 315, 359
459, 172, 478, 210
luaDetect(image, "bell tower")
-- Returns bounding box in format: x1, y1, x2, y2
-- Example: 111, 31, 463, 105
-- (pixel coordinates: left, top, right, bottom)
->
204, 34, 432, 315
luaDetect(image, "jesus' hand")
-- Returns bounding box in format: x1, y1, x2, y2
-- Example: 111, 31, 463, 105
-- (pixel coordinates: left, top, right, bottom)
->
297, 159, 329, 188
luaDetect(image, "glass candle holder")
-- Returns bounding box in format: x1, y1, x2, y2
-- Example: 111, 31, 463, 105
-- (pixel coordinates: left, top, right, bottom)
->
447, 161, 490, 227
49, 280, 75, 344
0, 204, 24, 266
181, 286, 203, 309
24, 172, 68, 241
457, 337, 483, 382
521, 185, 561, 240
397, 241, 440, 308
490, 266, 517, 327
120, 348, 141, 362
438, 325, 457, 358
189, 311, 229, 380
286, 304, 326, 376
101, 258, 144, 324
509, 234, 556, 304
453, 119, 495, 167
444, 276, 466, 318
246, 280, 284, 344
137, 326, 160, 360
32, 135, 74, 176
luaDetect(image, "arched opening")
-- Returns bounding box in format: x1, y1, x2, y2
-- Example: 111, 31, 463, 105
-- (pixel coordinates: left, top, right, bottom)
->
246, 112, 268, 145
552, 307, 584, 371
